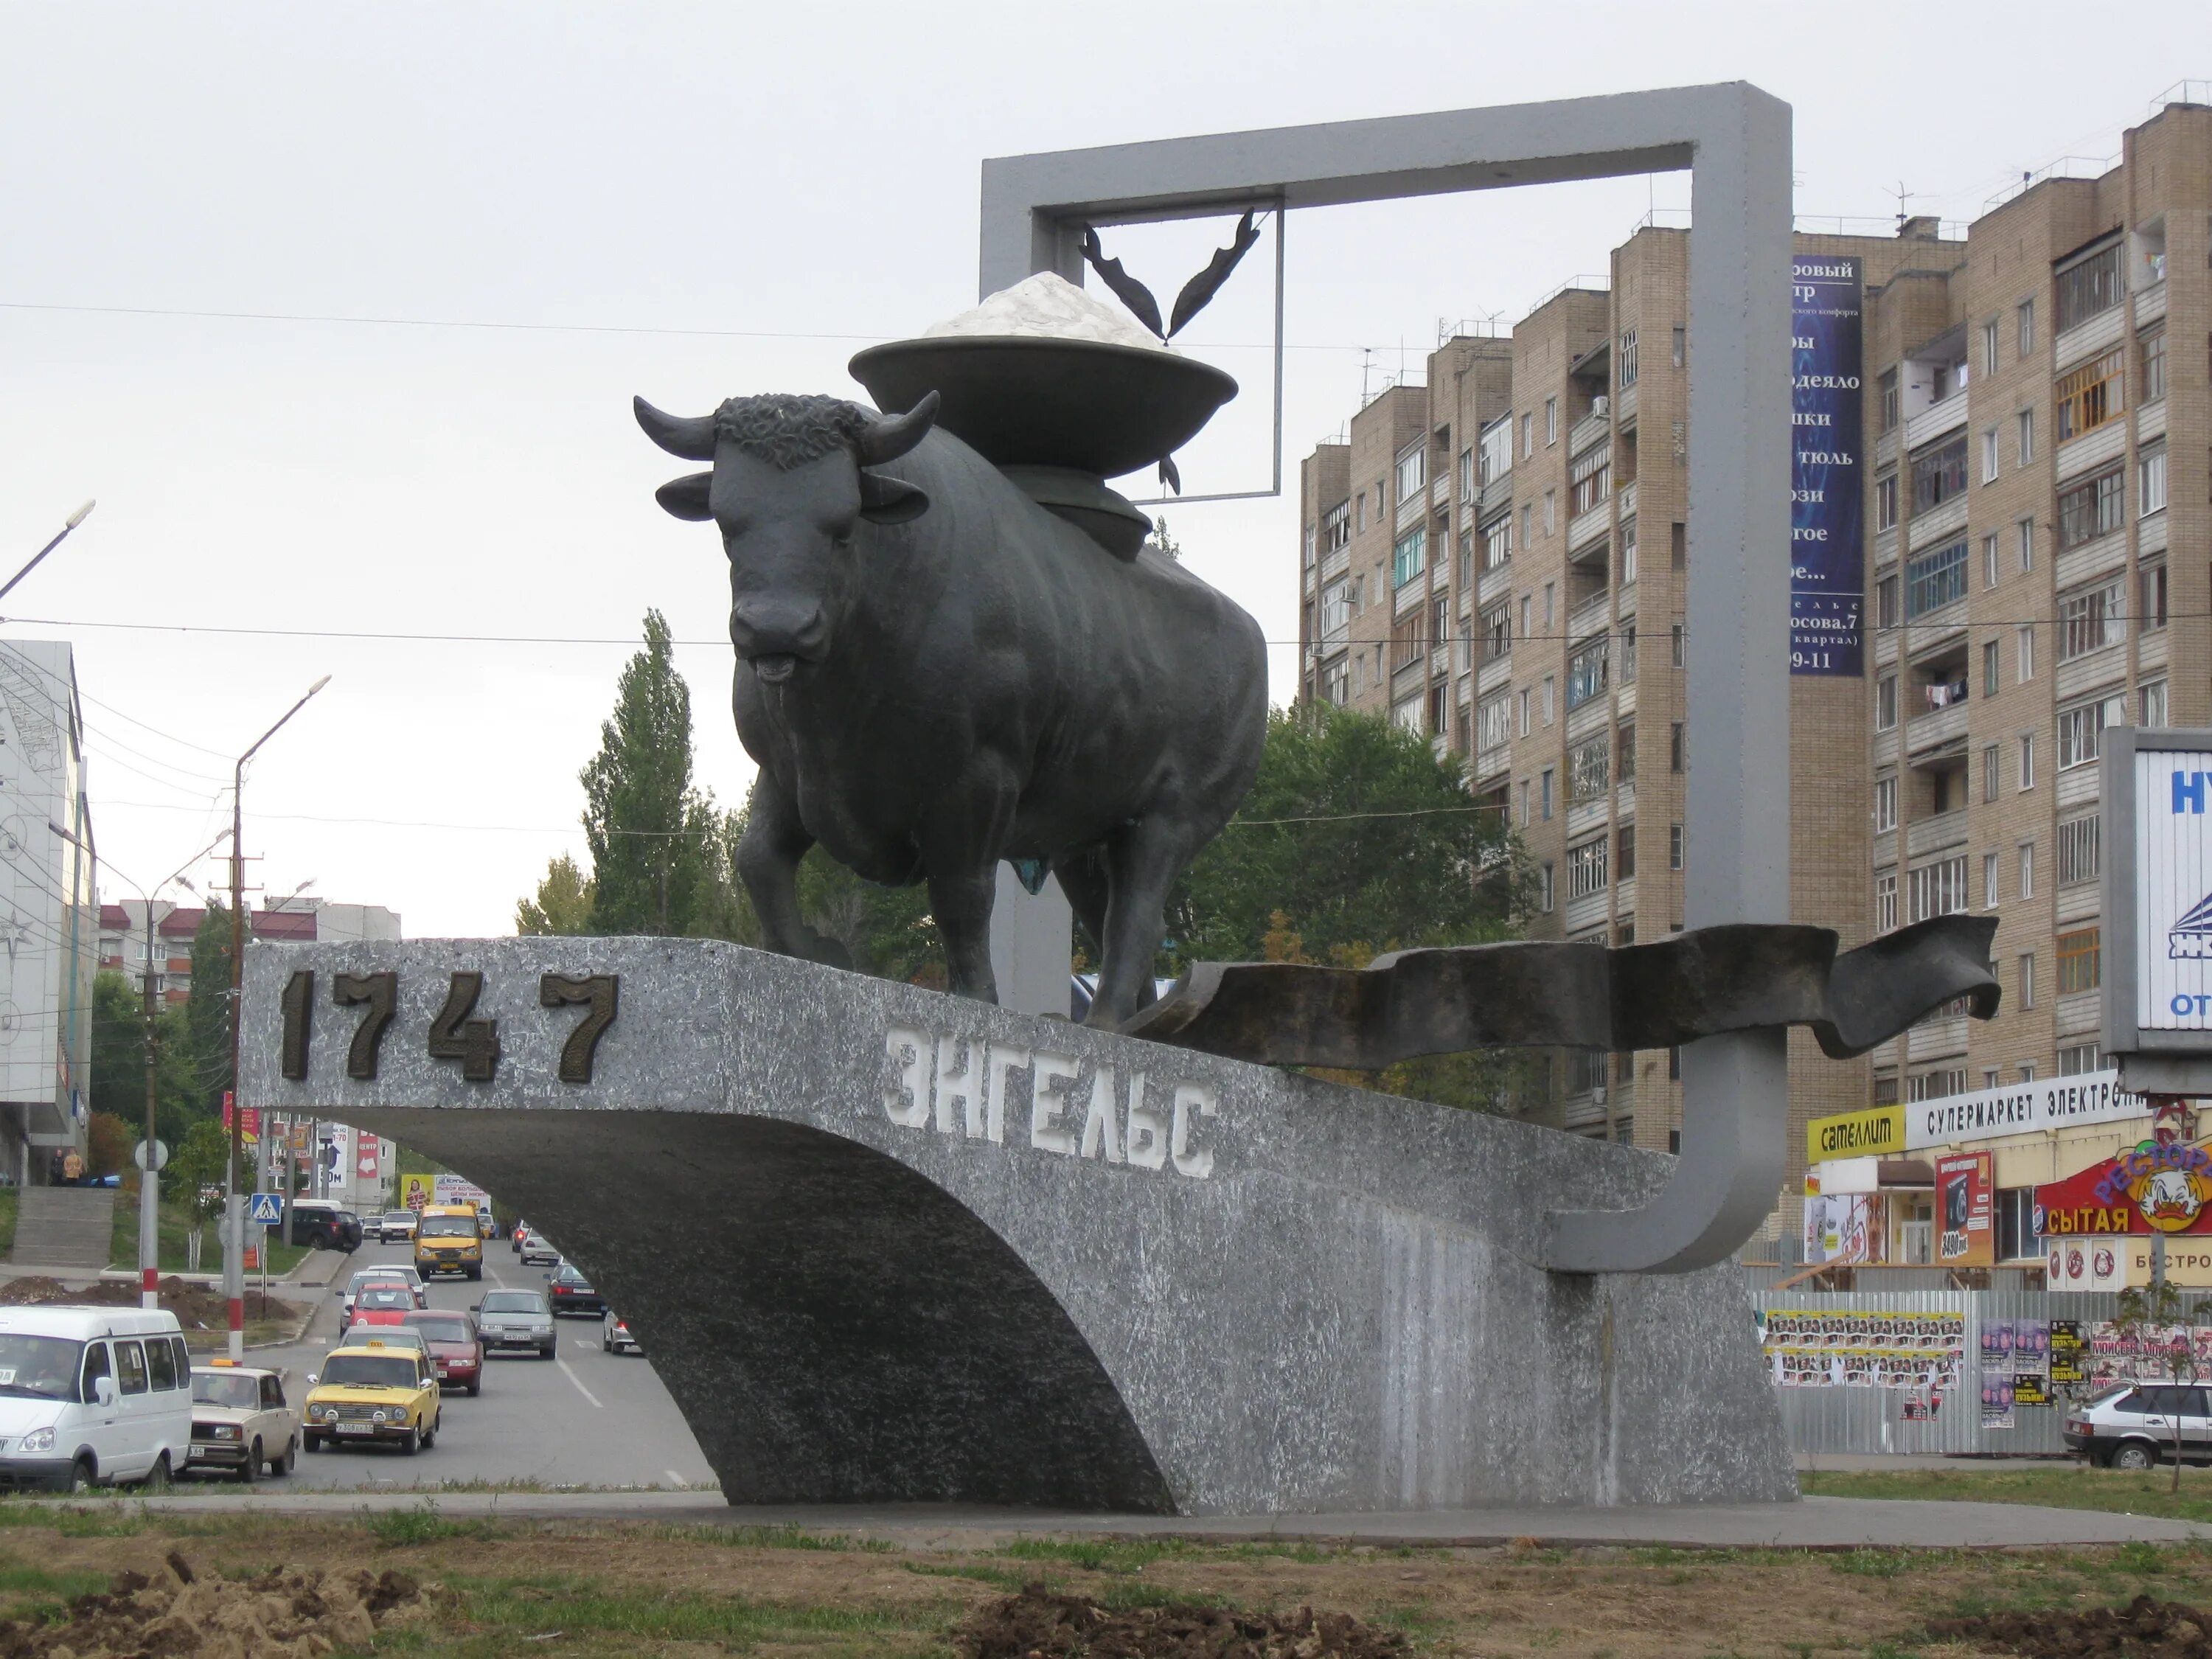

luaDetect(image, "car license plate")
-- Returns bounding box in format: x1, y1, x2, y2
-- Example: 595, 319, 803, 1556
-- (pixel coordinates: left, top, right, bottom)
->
335, 1422, 375, 1436
187, 1447, 209, 1460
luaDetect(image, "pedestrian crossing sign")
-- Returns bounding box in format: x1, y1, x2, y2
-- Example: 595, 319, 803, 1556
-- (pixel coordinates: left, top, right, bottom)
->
248, 1193, 285, 1228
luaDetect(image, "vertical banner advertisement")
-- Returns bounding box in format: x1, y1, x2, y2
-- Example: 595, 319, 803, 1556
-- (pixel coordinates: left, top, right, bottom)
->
1788, 255, 1864, 676
1935, 1151, 1994, 1267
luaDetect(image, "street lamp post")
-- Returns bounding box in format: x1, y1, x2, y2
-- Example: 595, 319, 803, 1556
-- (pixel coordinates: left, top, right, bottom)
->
223, 677, 330, 1360
0, 501, 96, 609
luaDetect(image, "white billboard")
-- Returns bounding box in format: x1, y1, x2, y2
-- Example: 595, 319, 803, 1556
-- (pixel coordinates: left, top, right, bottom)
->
1905, 1068, 2146, 1150
2132, 743, 2212, 1030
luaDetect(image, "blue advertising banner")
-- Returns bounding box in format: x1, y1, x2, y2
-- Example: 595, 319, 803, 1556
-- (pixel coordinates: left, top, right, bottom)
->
1790, 256, 1864, 676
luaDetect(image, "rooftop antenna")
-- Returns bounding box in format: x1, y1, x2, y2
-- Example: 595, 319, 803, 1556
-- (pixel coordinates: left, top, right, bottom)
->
1889, 180, 1927, 232
1359, 347, 1374, 405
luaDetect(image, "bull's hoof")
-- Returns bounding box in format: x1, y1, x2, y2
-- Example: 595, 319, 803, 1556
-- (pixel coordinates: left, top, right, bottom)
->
802, 934, 855, 973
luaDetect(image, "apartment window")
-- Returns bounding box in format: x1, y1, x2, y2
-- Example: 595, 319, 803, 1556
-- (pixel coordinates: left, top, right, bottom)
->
1982, 319, 2000, 377
1875, 471, 1899, 531
1873, 773, 1897, 832
1519, 778, 1531, 825
1543, 582, 1554, 627
2054, 345, 2125, 442
2143, 678, 2169, 728
2057, 813, 2101, 887
2017, 298, 2035, 357
1539, 861, 1554, 913
1543, 490, 1557, 536
1521, 411, 1533, 459
1540, 767, 1554, 818
1620, 519, 1638, 585
1518, 687, 1531, 737
1874, 869, 1899, 933
2018, 841, 2034, 901
1481, 601, 1512, 664
1567, 835, 1609, 900
1983, 533, 2000, 590
2056, 927, 2101, 995
1457, 530, 1473, 588
1875, 672, 1898, 731
1324, 501, 1352, 553
2141, 561, 2168, 631
1671, 326, 1686, 369
1542, 676, 1556, 726
1671, 622, 1686, 669
1908, 1069, 1969, 1105
1906, 540, 1968, 617
1457, 448, 1475, 504
1392, 693, 1424, 732
1479, 416, 1512, 485
1319, 579, 1352, 635
2058, 691, 2126, 770
1669, 721, 1685, 773
2142, 324, 2168, 403
1390, 609, 1424, 671
1482, 512, 1511, 571
2056, 577, 2124, 661
2058, 466, 2124, 549
1569, 446, 1611, 515
2017, 518, 2034, 574
1520, 503, 1533, 549
2020, 734, 2036, 790
1519, 594, 1531, 642
1616, 720, 1636, 783
1669, 823, 1686, 871
1545, 397, 1558, 445
1568, 733, 1610, 802
1980, 640, 1999, 699
1877, 368, 1899, 432
1910, 855, 1969, 922
1566, 636, 1610, 711
1615, 327, 1638, 387
1395, 445, 1425, 503
1477, 692, 1512, 752
2018, 953, 2036, 1010
2058, 1042, 2103, 1077
1393, 527, 1427, 588
2017, 625, 2036, 682
2140, 442, 2168, 517
1982, 743, 2000, 804
1321, 658, 1349, 706
1876, 576, 1899, 631
1911, 434, 1969, 513
1982, 426, 2000, 483
1354, 492, 1366, 533
2017, 408, 2034, 466
2054, 241, 2122, 332
1983, 851, 2000, 909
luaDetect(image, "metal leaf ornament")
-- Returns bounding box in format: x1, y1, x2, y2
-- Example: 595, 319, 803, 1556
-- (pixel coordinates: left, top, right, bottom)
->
1166, 212, 1262, 338
1078, 229, 1164, 338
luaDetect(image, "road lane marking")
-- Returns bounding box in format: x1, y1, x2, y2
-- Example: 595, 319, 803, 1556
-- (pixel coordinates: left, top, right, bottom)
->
556, 1358, 603, 1408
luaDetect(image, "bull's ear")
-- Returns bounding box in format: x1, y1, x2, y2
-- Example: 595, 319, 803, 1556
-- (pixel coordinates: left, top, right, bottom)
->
655, 472, 714, 521
858, 472, 929, 526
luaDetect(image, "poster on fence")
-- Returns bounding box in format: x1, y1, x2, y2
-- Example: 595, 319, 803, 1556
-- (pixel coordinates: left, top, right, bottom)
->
1980, 1374, 2015, 1429
2050, 1319, 2086, 1384
1759, 1309, 1964, 1389
2083, 1323, 2212, 1388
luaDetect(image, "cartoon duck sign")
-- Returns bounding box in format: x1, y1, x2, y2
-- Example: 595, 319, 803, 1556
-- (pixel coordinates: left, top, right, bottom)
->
2035, 1103, 2212, 1237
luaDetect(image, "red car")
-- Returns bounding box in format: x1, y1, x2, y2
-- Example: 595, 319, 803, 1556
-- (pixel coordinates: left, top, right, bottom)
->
404, 1310, 484, 1396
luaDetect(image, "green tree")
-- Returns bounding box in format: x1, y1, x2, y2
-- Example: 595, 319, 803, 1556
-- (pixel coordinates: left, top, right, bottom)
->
88, 971, 205, 1150
164, 1117, 231, 1211
579, 611, 717, 936
184, 901, 237, 1116
516, 854, 597, 936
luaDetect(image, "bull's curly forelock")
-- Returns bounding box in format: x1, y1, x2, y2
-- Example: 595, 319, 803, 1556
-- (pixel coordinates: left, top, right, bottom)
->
712, 394, 874, 470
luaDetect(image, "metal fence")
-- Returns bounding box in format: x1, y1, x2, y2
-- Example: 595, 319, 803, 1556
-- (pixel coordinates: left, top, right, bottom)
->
1757, 1288, 2128, 1457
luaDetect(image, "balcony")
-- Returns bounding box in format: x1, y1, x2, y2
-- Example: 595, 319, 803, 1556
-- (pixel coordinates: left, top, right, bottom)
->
1475, 742, 1511, 783
1477, 469, 1512, 513
1902, 387, 1969, 451
1320, 544, 1350, 583
1568, 406, 1610, 456
2135, 279, 2167, 330
1615, 479, 1636, 524
2054, 301, 2126, 374
1905, 698, 1968, 758
1567, 588, 1611, 641
1905, 494, 1966, 553
1905, 809, 1967, 860
1394, 488, 1427, 534
2056, 417, 2126, 483
1478, 654, 1511, 696
1565, 887, 1611, 936
1567, 498, 1610, 552
1567, 796, 1610, 838
1478, 559, 1513, 607
1615, 381, 1637, 427
1432, 473, 1453, 514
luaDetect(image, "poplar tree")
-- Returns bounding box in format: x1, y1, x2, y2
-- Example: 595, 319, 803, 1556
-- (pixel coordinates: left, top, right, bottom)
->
579, 611, 716, 936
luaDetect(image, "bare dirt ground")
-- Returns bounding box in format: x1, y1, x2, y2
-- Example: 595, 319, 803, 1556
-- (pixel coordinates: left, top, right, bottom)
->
1, 1508, 2209, 1656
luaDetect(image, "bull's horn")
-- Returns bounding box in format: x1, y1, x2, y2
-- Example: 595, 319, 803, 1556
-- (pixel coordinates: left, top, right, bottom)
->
853, 391, 939, 466
633, 397, 718, 462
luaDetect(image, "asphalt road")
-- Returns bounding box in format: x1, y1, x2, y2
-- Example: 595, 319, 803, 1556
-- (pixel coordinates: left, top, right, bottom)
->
213, 1238, 720, 1492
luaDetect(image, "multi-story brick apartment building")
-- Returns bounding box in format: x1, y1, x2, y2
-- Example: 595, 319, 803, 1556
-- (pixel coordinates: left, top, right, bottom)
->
1295, 97, 2211, 1206
97, 897, 401, 1002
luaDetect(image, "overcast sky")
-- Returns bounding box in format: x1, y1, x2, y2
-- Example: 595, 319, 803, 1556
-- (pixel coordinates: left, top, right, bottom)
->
0, 1, 2196, 937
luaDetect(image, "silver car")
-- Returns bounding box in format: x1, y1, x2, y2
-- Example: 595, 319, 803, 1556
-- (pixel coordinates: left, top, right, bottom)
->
2063, 1382, 2212, 1468
472, 1289, 556, 1359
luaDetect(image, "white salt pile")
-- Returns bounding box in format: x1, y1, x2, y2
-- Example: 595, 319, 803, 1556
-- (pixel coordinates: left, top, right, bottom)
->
922, 271, 1175, 353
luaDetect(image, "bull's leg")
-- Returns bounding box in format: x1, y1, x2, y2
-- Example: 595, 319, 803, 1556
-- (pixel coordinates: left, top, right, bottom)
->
1051, 846, 1111, 967
735, 776, 852, 971
1087, 814, 1201, 1029
926, 866, 998, 1003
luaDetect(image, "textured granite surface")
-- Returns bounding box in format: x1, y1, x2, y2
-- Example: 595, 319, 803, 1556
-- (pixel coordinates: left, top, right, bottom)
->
240, 937, 1795, 1515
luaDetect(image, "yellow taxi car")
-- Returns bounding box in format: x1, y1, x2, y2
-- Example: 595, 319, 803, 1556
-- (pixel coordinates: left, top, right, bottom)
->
299, 1340, 442, 1455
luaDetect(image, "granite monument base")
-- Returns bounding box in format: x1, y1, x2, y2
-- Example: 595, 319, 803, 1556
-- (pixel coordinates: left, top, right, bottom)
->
241, 937, 1794, 1514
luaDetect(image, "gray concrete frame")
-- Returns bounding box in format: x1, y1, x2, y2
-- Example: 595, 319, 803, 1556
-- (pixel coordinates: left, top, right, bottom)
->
976, 85, 1795, 1274
2101, 726, 2212, 1093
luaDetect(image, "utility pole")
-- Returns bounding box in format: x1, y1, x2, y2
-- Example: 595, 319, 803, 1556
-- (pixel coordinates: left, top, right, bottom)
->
223, 676, 330, 1361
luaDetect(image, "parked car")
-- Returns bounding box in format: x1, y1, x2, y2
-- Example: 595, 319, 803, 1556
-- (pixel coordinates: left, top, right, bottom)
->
302, 1340, 442, 1455
545, 1262, 605, 1318
601, 1311, 641, 1355
377, 1211, 418, 1244
519, 1232, 560, 1267
473, 1290, 556, 1358
288, 1202, 363, 1252
187, 1363, 298, 1482
2065, 1383, 2212, 1467
0, 1307, 193, 1492
405, 1310, 484, 1395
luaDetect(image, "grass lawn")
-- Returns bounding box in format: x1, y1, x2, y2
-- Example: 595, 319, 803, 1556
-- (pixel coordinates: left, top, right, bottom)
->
0, 1509, 2208, 1656
1804, 1461, 2212, 1526
0, 1189, 16, 1260
105, 1180, 309, 1277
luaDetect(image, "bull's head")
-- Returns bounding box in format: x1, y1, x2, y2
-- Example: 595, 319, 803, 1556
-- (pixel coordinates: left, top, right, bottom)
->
634, 391, 939, 684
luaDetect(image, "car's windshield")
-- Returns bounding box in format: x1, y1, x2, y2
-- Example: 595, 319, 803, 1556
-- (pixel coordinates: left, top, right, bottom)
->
319, 1355, 420, 1388
420, 1215, 476, 1238
0, 1335, 85, 1400
480, 1293, 546, 1314
192, 1372, 259, 1409
349, 1270, 408, 1291
358, 1286, 411, 1307
556, 1265, 591, 1286
410, 1318, 472, 1343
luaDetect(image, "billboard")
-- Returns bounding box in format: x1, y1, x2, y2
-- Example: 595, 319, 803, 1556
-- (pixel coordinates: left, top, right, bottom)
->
398, 1172, 434, 1212
1905, 1068, 2146, 1150
2035, 1126, 2212, 1237
1787, 255, 1863, 677
1806, 1102, 1904, 1163
1935, 1151, 1994, 1267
